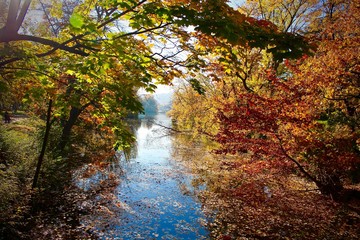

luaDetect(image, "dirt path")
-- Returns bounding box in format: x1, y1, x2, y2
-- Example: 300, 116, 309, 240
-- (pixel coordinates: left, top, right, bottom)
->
1, 113, 28, 123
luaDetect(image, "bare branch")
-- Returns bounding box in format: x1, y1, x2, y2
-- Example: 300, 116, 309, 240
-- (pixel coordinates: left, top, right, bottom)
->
113, 22, 171, 40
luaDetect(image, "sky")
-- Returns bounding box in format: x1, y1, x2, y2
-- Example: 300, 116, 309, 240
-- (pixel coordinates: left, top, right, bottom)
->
155, 85, 174, 93
138, 84, 174, 95
153, 85, 174, 94
228, 0, 245, 9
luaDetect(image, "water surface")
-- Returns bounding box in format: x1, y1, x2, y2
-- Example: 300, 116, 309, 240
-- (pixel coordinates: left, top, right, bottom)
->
79, 114, 209, 239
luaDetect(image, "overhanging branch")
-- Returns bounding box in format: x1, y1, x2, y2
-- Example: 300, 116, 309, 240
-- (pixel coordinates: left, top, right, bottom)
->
0, 34, 89, 68
97, 0, 148, 30
275, 134, 320, 186
0, 0, 160, 68
12, 34, 88, 56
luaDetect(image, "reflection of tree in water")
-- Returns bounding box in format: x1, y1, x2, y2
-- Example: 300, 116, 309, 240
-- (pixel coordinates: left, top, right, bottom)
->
123, 118, 141, 159
142, 117, 174, 149
170, 133, 211, 189
124, 116, 157, 159
142, 116, 155, 129
77, 115, 210, 239
75, 115, 172, 179
120, 115, 174, 160
171, 131, 360, 239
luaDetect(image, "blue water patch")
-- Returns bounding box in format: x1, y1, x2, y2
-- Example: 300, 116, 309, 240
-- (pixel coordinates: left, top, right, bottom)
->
84, 114, 209, 239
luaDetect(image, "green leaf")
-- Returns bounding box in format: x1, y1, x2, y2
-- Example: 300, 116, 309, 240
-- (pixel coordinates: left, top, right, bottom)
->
0, 81, 8, 92
65, 69, 76, 75
69, 13, 84, 29
189, 78, 206, 95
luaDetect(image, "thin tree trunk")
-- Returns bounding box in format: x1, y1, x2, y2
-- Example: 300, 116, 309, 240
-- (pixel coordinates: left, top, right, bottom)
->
58, 106, 82, 152
32, 99, 52, 189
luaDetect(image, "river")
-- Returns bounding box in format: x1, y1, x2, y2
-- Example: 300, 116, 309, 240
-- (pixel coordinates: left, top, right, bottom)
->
77, 113, 209, 239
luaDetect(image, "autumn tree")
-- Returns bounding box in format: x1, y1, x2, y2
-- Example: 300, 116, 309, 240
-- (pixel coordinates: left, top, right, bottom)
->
0, 0, 312, 189
214, 0, 359, 197
239, 0, 321, 33
170, 0, 359, 198
169, 0, 315, 136
0, 0, 310, 148
1, 0, 186, 153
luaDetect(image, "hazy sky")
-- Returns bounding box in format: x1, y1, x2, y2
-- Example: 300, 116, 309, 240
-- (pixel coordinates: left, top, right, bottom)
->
228, 0, 245, 9
154, 85, 174, 94
138, 85, 174, 95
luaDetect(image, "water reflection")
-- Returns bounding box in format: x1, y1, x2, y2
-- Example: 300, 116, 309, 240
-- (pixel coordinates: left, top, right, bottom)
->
79, 114, 209, 239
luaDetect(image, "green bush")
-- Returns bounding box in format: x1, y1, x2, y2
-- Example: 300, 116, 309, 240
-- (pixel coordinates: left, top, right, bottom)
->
0, 119, 41, 214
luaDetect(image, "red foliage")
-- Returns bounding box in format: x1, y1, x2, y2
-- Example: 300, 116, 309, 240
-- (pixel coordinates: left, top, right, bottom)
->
214, 57, 359, 191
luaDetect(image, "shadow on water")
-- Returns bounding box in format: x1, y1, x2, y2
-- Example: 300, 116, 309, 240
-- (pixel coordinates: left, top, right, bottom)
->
75, 113, 210, 239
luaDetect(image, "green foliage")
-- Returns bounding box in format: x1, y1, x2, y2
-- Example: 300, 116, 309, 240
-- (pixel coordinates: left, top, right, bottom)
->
0, 0, 316, 156
189, 78, 206, 95
167, 3, 313, 61
0, 119, 41, 215
0, 1, 358, 238
69, 13, 84, 29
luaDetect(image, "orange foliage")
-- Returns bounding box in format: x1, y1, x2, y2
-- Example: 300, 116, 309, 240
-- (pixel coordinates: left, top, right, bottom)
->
214, 0, 360, 195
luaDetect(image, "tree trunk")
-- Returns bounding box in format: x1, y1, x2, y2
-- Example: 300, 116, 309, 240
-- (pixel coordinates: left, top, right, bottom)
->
316, 174, 343, 199
278, 136, 344, 199
32, 99, 52, 189
58, 106, 82, 152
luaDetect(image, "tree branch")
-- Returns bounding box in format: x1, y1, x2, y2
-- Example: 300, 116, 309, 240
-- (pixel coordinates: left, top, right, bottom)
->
0, 66, 56, 80
97, 0, 148, 30
113, 22, 171, 40
15, 0, 31, 32
275, 134, 320, 186
0, 0, 178, 70
150, 121, 195, 135
0, 34, 89, 67
235, 71, 253, 93
1, 34, 88, 56
6, 0, 20, 33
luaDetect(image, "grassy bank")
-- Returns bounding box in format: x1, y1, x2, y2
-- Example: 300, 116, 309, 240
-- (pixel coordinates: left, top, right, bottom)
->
0, 115, 116, 239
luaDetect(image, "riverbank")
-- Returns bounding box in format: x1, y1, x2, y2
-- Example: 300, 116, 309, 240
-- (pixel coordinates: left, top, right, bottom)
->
172, 132, 360, 239
1, 114, 359, 239
0, 116, 114, 239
